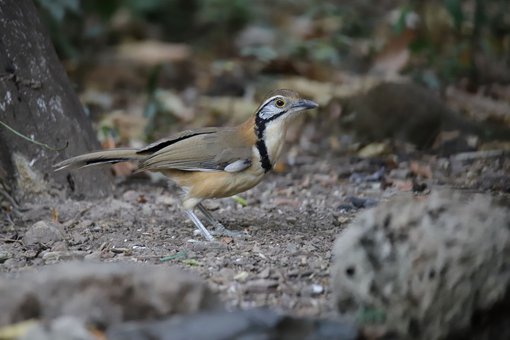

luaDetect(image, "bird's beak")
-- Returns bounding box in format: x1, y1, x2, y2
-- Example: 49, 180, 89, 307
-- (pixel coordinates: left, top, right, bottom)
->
293, 99, 319, 111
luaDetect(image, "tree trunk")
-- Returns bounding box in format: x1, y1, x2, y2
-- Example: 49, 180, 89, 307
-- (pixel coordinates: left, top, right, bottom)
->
0, 0, 112, 201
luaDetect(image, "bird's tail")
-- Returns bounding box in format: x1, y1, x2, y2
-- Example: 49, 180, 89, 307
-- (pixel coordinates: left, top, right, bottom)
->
54, 148, 144, 171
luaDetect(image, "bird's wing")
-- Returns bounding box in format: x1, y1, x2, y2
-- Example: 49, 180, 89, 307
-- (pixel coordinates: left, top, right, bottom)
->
137, 127, 253, 172
137, 127, 220, 155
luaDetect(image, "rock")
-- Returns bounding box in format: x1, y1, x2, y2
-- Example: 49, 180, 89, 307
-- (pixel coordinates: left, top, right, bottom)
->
42, 250, 87, 264
0, 251, 11, 263
0, 262, 220, 328
23, 220, 64, 246
331, 191, 510, 340
108, 308, 359, 340
122, 190, 140, 202
21, 316, 94, 340
347, 196, 378, 209
235, 26, 275, 50
1, 258, 20, 270
12, 153, 49, 198
245, 279, 279, 293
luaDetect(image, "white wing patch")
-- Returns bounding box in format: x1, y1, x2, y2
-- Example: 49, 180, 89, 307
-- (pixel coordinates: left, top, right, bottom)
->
224, 159, 251, 172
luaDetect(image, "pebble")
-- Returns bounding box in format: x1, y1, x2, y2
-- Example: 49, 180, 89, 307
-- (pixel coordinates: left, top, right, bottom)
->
142, 204, 153, 216
302, 284, 324, 296
1, 258, 19, 269
245, 279, 278, 293
84, 251, 102, 261
22, 316, 94, 340
390, 168, 411, 179
337, 204, 355, 212
122, 190, 140, 202
234, 271, 249, 282
312, 284, 324, 294
258, 267, 271, 279
348, 196, 378, 209
0, 251, 11, 263
23, 220, 63, 246
155, 195, 177, 206
42, 251, 87, 264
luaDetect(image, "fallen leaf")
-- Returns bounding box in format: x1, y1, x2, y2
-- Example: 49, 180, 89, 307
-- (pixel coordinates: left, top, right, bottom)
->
272, 198, 301, 208
358, 142, 390, 158
273, 162, 287, 173
155, 90, 195, 122
446, 86, 510, 124
370, 29, 416, 77
51, 207, 59, 222
231, 195, 248, 207
392, 179, 414, 191
409, 161, 433, 179
432, 130, 461, 149
111, 162, 136, 177
182, 259, 201, 266
115, 40, 191, 66
234, 271, 249, 282
0, 319, 39, 339
221, 237, 234, 244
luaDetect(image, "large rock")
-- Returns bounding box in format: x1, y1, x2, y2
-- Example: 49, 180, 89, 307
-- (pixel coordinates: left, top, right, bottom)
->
108, 308, 359, 340
23, 220, 64, 246
0, 262, 219, 328
331, 191, 510, 340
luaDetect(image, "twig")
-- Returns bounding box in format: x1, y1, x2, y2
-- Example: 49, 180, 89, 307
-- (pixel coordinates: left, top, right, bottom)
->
0, 120, 68, 151
0, 237, 24, 246
452, 150, 508, 161
232, 195, 248, 207
63, 206, 92, 228
0, 187, 18, 209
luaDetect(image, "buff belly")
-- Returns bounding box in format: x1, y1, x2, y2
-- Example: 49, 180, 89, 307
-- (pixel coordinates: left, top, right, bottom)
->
163, 167, 265, 209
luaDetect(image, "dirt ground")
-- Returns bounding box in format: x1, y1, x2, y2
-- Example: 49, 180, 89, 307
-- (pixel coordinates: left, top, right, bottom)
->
1, 148, 509, 318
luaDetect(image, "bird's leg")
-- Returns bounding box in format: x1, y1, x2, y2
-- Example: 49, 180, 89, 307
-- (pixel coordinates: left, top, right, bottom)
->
196, 203, 246, 238
196, 203, 225, 229
184, 209, 214, 241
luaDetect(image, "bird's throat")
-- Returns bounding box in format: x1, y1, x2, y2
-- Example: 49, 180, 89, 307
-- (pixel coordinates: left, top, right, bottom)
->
254, 117, 288, 173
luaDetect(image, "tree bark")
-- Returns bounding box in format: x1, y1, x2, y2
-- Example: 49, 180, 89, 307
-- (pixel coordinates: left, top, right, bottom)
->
0, 0, 112, 200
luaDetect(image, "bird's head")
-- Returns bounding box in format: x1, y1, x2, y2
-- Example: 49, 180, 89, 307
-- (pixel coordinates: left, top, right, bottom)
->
255, 89, 318, 124
252, 89, 318, 173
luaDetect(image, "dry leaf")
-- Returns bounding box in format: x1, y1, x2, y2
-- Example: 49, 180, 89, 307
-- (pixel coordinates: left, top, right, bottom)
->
432, 130, 461, 149
273, 162, 287, 173
358, 142, 390, 158
115, 40, 191, 66
111, 162, 136, 177
370, 29, 416, 77
101, 135, 116, 149
392, 179, 414, 191
446, 87, 510, 125
0, 320, 39, 339
409, 161, 433, 179
221, 237, 234, 244
155, 90, 195, 122
51, 207, 59, 222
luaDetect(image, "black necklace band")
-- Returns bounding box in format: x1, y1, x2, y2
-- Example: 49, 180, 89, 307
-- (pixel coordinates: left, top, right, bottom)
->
256, 139, 272, 172
255, 116, 272, 172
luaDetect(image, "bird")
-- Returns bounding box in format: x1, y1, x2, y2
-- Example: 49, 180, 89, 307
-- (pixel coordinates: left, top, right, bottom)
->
54, 89, 318, 241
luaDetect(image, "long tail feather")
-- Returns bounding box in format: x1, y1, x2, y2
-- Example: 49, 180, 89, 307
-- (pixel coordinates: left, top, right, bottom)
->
54, 148, 144, 171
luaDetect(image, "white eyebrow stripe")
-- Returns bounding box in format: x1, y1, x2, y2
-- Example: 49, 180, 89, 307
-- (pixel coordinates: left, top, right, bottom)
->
257, 96, 280, 110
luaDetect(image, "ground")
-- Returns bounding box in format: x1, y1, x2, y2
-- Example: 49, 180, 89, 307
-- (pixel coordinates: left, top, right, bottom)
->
1, 146, 509, 319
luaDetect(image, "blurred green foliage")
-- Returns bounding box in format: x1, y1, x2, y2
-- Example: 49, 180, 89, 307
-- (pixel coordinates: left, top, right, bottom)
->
35, 0, 509, 86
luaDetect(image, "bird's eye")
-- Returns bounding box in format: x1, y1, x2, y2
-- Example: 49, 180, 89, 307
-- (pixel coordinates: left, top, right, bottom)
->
275, 99, 286, 108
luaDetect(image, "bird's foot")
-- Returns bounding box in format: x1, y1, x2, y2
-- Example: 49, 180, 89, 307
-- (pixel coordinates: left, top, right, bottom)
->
211, 224, 248, 238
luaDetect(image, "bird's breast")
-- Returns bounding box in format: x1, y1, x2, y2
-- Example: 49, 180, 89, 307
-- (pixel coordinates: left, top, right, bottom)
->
259, 120, 288, 166
164, 167, 264, 202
